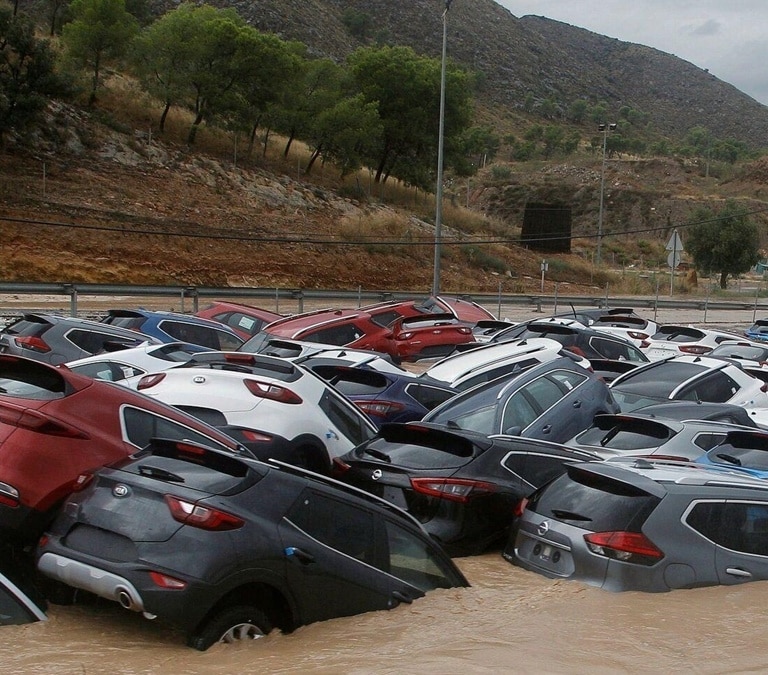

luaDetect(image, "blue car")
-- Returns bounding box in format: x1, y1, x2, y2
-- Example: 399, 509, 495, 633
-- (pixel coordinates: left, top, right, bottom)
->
101, 309, 244, 351
745, 319, 768, 343
697, 429, 768, 478
303, 360, 457, 427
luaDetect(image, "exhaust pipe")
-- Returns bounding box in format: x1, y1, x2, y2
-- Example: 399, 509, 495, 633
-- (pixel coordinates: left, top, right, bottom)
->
117, 588, 136, 610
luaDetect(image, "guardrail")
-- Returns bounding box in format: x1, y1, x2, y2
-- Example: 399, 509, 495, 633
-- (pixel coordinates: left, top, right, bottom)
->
1, 281, 767, 319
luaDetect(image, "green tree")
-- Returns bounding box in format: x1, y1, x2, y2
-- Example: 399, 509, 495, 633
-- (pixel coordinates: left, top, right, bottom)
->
566, 98, 587, 123
61, 0, 138, 106
686, 201, 761, 289
347, 45, 472, 188
0, 7, 66, 133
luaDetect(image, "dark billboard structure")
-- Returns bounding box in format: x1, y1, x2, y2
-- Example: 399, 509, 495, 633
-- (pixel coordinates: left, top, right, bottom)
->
520, 202, 571, 253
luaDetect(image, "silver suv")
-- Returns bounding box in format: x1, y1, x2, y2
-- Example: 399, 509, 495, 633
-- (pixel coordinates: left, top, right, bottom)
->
505, 458, 768, 592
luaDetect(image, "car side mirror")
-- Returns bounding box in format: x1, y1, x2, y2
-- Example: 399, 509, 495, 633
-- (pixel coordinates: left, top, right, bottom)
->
504, 425, 522, 436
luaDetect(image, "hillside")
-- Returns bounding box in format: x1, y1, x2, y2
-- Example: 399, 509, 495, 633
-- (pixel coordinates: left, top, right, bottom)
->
186, 0, 768, 147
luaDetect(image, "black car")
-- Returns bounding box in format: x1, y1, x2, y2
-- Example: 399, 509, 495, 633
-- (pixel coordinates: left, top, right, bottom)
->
421, 357, 620, 444
36, 439, 467, 650
333, 423, 599, 556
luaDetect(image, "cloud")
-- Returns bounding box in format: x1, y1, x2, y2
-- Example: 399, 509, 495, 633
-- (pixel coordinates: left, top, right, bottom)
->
688, 19, 721, 37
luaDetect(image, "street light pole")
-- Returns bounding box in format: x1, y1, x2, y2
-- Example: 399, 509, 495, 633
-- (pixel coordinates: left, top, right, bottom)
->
432, 0, 451, 296
596, 122, 616, 267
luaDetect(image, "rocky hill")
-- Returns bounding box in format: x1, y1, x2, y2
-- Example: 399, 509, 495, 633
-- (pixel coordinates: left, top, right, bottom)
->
171, 0, 768, 147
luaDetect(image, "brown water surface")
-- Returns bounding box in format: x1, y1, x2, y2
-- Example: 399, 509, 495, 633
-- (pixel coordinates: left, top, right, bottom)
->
5, 554, 768, 673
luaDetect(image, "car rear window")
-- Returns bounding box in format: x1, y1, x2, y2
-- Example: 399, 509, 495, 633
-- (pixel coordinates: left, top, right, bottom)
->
650, 326, 705, 342
0, 357, 68, 399
356, 426, 479, 469
574, 417, 675, 450
1, 317, 51, 337
312, 366, 388, 396
526, 465, 662, 533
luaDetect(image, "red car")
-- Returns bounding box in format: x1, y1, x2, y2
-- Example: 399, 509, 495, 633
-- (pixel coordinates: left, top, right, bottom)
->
241, 297, 490, 361
0, 355, 245, 543
194, 301, 283, 340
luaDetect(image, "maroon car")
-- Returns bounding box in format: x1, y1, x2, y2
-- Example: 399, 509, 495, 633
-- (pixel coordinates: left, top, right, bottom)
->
194, 300, 282, 340
0, 355, 245, 543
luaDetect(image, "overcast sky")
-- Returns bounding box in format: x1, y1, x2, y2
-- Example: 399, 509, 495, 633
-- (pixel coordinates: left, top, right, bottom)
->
496, 1, 768, 106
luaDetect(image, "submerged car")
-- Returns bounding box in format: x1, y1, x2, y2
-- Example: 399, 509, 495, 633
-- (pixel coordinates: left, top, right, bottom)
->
37, 439, 468, 650
422, 357, 620, 443
131, 352, 378, 472
0, 355, 245, 543
504, 458, 768, 592
334, 422, 599, 556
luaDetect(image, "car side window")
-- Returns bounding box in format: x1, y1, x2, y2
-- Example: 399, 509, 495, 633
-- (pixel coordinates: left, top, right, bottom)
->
305, 324, 361, 346
216, 312, 262, 336
500, 390, 539, 434
121, 406, 231, 451
693, 432, 728, 451
688, 501, 768, 556
524, 375, 567, 411
384, 519, 455, 591
458, 358, 540, 392
680, 372, 739, 403
318, 389, 374, 445
286, 490, 378, 565
69, 361, 143, 382
66, 329, 136, 355
404, 384, 455, 411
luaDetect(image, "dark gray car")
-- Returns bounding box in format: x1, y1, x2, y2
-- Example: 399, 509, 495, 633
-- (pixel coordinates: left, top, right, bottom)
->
505, 458, 768, 592
0, 313, 161, 365
422, 357, 620, 443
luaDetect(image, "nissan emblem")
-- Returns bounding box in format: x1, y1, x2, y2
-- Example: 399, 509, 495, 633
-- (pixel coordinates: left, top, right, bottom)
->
537, 521, 550, 536
113, 484, 131, 498
372, 469, 383, 481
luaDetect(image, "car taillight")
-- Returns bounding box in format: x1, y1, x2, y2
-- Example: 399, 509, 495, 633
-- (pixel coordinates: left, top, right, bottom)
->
243, 379, 302, 404
410, 477, 497, 503
584, 531, 664, 565
331, 456, 351, 475
396, 331, 414, 341
137, 373, 166, 390
0, 403, 89, 438
458, 327, 471, 335
679, 345, 712, 355
639, 340, 650, 348
15, 335, 51, 353
514, 496, 529, 517
568, 346, 587, 357
239, 429, 274, 443
164, 495, 244, 531
0, 481, 20, 508
354, 400, 405, 418
627, 331, 649, 341
149, 571, 187, 590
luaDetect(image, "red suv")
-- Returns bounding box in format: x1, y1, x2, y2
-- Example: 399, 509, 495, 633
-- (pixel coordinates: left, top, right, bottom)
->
0, 355, 245, 543
194, 301, 282, 340
242, 297, 487, 362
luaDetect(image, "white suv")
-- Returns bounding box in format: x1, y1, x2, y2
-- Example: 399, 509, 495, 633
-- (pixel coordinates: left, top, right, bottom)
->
419, 337, 590, 391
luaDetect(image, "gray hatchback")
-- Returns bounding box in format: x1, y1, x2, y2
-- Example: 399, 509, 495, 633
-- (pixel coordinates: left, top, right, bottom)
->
0, 313, 160, 364
505, 458, 768, 592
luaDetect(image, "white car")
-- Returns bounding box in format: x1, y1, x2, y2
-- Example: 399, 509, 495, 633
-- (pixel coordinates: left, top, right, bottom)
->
640, 324, 746, 361
418, 337, 591, 391
65, 341, 210, 382
609, 354, 768, 412
588, 313, 659, 347
131, 352, 378, 472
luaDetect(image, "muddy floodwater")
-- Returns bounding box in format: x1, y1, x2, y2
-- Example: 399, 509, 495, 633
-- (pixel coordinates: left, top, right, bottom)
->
5, 553, 768, 674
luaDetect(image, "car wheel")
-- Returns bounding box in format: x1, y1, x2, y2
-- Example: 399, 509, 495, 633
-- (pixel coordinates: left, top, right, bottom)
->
187, 605, 272, 651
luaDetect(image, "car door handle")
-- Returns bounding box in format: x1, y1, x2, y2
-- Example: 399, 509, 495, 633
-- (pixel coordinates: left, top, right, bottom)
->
391, 590, 414, 604
572, 400, 582, 408
541, 425, 551, 434
284, 547, 316, 565
725, 567, 752, 578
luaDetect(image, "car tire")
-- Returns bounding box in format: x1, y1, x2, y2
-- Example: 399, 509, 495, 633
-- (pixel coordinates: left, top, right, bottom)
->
187, 605, 272, 651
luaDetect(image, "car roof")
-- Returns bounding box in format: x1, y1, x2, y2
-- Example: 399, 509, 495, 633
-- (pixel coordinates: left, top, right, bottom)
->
262, 308, 373, 335
421, 337, 567, 383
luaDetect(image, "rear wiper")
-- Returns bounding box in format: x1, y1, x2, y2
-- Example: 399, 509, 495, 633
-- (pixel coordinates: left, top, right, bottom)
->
715, 453, 742, 466
363, 448, 392, 463
550, 509, 592, 522
137, 465, 186, 482
446, 420, 462, 429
